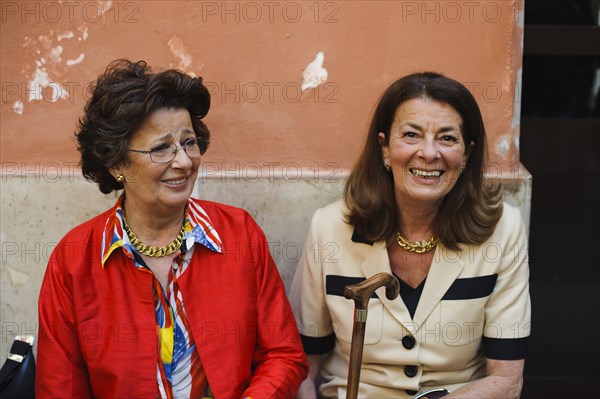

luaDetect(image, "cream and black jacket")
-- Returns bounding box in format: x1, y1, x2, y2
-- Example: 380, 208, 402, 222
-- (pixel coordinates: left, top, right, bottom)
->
290, 200, 531, 398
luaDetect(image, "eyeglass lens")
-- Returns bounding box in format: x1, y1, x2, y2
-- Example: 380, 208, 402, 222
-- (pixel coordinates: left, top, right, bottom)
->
150, 141, 201, 163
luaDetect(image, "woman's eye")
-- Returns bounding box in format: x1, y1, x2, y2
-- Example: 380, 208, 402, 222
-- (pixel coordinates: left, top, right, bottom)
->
441, 135, 459, 143
150, 143, 171, 153
183, 138, 198, 147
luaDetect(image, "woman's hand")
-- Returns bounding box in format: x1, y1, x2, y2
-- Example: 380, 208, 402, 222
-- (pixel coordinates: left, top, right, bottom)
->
443, 358, 524, 399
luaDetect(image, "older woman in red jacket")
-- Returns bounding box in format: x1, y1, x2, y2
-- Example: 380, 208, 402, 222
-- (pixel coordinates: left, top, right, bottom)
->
37, 59, 307, 399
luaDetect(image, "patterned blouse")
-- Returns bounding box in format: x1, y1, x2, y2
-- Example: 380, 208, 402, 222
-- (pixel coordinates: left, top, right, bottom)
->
100, 197, 223, 398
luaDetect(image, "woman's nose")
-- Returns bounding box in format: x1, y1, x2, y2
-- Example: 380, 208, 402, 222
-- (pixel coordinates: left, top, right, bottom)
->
417, 138, 440, 161
171, 145, 193, 168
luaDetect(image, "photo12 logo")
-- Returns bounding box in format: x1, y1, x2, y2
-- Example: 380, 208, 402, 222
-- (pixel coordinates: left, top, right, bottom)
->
1, 1, 140, 24
199, 1, 340, 23
200, 161, 343, 183
1, 162, 80, 183
400, 1, 505, 24
2, 81, 95, 106
204, 81, 339, 104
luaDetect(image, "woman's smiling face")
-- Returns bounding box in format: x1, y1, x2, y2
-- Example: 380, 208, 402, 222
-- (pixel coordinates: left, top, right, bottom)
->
380, 97, 469, 208
117, 108, 200, 216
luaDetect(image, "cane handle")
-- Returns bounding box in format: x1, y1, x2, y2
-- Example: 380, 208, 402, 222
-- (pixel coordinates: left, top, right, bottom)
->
344, 272, 400, 309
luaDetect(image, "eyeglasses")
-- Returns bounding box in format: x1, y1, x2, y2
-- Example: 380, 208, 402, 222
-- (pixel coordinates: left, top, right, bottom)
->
128, 139, 202, 163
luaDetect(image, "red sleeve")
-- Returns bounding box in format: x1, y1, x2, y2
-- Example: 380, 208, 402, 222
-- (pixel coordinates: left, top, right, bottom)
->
242, 223, 308, 398
36, 242, 92, 398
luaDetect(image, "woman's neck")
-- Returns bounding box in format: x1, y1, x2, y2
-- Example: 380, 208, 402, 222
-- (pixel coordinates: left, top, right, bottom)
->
122, 200, 185, 246
396, 200, 440, 240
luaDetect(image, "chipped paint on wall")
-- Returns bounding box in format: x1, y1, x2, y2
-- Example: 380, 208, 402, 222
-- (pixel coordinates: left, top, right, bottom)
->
66, 53, 86, 66
97, 0, 113, 17
78, 26, 89, 41
19, 23, 89, 112
37, 34, 53, 50
29, 67, 69, 102
12, 101, 24, 115
168, 35, 195, 75
301, 51, 328, 91
515, 1, 525, 29
498, 137, 510, 157
512, 69, 522, 129
48, 45, 63, 63
57, 31, 75, 41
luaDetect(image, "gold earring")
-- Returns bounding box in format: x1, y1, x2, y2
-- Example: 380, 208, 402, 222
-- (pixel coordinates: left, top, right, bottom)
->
384, 162, 391, 172
116, 174, 125, 183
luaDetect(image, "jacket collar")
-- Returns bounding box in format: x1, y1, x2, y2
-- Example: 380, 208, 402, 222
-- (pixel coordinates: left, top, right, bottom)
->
100, 197, 223, 267
354, 229, 464, 332
351, 229, 374, 245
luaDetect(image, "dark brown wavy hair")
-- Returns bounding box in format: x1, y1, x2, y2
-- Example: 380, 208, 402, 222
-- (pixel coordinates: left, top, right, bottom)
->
76, 59, 211, 194
344, 72, 502, 250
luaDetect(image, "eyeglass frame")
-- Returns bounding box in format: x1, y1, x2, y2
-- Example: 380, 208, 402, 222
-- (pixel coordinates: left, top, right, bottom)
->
128, 138, 202, 163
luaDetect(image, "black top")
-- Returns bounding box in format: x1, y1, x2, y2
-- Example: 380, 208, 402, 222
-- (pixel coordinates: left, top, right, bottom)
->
394, 274, 426, 319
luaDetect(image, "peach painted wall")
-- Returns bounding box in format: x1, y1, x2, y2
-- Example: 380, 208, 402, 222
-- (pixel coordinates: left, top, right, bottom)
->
1, 0, 524, 177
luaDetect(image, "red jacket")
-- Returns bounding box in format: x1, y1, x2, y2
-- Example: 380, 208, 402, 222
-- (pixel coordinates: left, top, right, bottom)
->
37, 199, 307, 398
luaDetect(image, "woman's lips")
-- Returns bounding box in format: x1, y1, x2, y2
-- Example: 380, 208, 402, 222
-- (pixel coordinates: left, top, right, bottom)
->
162, 176, 188, 185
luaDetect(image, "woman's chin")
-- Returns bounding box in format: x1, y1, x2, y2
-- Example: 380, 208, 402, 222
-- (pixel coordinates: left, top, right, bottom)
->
154, 191, 193, 212
396, 185, 451, 204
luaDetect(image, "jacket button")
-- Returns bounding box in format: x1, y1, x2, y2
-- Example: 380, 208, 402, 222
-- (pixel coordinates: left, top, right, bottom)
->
404, 365, 418, 378
405, 389, 418, 395
402, 335, 416, 349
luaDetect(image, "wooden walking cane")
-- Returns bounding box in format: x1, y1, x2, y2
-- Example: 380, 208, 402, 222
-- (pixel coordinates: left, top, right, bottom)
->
344, 273, 400, 399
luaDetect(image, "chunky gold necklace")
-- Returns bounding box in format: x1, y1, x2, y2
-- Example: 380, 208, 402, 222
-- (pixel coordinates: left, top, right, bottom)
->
122, 216, 185, 257
396, 232, 438, 254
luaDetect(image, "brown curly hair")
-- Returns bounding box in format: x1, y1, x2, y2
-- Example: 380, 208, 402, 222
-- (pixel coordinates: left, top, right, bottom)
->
76, 59, 211, 194
344, 72, 503, 250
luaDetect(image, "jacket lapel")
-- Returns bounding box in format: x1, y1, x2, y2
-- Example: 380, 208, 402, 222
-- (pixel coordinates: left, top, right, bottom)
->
412, 244, 464, 328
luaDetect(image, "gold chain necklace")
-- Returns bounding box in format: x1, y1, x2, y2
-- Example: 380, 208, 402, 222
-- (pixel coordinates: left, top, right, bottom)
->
122, 216, 185, 257
396, 232, 438, 254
